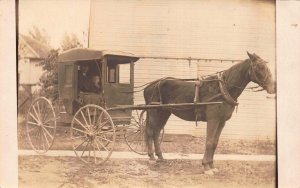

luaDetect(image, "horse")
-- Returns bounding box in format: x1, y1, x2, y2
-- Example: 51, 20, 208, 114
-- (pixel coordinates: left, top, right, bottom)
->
143, 52, 276, 175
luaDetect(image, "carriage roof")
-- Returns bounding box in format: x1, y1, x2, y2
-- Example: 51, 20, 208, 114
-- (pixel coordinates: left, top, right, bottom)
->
58, 48, 139, 63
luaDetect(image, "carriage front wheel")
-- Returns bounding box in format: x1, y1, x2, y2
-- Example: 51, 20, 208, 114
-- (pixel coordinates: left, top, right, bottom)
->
124, 110, 164, 155
70, 104, 116, 164
26, 97, 57, 153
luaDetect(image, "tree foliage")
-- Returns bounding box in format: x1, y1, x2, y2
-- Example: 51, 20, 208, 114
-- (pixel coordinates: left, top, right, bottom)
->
28, 25, 50, 46
38, 49, 59, 100
60, 32, 83, 51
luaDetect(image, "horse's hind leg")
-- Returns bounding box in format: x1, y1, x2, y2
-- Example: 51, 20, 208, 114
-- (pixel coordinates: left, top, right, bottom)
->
146, 109, 170, 161
145, 111, 155, 161
153, 110, 171, 160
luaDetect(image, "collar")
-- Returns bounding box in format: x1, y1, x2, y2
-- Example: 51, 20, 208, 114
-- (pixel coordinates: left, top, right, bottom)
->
217, 73, 239, 106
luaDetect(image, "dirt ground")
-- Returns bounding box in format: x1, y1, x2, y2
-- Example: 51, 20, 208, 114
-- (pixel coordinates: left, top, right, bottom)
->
19, 156, 276, 188
18, 118, 276, 187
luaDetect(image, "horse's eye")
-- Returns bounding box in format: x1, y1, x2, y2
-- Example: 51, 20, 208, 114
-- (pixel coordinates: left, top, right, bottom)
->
256, 65, 268, 79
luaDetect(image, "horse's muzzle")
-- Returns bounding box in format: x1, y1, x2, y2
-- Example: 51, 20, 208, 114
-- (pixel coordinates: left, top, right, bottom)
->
266, 80, 276, 94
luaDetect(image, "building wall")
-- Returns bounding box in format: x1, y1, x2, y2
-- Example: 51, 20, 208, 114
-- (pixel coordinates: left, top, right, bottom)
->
89, 0, 276, 140
18, 58, 44, 91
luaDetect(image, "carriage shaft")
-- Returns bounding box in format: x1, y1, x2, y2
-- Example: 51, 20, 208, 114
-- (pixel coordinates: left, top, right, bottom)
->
107, 102, 222, 111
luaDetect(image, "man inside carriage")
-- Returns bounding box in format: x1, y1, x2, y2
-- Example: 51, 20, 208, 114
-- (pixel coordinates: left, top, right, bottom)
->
75, 62, 105, 112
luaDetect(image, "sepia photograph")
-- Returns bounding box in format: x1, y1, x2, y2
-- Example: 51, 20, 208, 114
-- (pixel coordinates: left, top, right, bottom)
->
1, 0, 299, 187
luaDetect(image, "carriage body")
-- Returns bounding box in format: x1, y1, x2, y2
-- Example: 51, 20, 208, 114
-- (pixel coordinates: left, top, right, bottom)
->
57, 48, 139, 124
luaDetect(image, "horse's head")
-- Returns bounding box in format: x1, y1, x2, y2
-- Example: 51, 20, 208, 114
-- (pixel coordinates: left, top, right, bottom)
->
247, 52, 276, 94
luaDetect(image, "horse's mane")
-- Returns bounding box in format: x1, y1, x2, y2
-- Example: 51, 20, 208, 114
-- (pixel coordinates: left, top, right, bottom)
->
221, 59, 250, 83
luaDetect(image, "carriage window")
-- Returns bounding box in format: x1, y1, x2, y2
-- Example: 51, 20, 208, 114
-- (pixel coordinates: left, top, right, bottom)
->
107, 64, 116, 83
119, 64, 130, 84
64, 65, 73, 86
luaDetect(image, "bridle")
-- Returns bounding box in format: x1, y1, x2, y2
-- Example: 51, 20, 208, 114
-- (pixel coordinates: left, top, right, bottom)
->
248, 58, 271, 88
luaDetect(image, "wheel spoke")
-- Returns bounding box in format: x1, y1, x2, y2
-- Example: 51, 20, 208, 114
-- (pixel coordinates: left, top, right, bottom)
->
43, 124, 55, 129
96, 136, 113, 143
72, 127, 88, 135
98, 119, 110, 130
27, 126, 38, 133
74, 138, 89, 150
42, 104, 51, 124
130, 131, 141, 142
40, 129, 46, 150
71, 135, 87, 140
27, 121, 40, 126
80, 111, 89, 127
87, 107, 92, 125
74, 117, 88, 130
125, 129, 140, 138
95, 137, 109, 151
96, 112, 104, 125
97, 129, 115, 135
81, 140, 90, 157
41, 126, 53, 139
36, 101, 41, 120
95, 119, 111, 133
93, 107, 97, 125
42, 130, 50, 147
32, 105, 40, 122
94, 139, 102, 153
88, 141, 91, 161
93, 141, 97, 163
43, 117, 58, 125
29, 112, 40, 124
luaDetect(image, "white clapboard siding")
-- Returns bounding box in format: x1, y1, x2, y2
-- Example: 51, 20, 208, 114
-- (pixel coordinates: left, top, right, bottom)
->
89, 0, 276, 140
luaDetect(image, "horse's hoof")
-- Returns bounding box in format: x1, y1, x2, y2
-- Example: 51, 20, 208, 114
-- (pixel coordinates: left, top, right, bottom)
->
211, 168, 219, 173
156, 158, 165, 163
204, 169, 214, 176
148, 159, 156, 164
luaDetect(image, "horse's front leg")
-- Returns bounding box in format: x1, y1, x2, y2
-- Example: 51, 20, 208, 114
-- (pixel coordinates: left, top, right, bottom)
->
202, 119, 220, 175
209, 121, 226, 173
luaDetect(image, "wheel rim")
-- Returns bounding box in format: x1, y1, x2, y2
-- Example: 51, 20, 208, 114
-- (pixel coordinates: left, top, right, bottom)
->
70, 104, 115, 164
124, 110, 164, 155
26, 97, 57, 153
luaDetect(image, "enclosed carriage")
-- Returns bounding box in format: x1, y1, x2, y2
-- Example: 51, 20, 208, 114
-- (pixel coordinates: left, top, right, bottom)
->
26, 48, 151, 164
57, 48, 138, 123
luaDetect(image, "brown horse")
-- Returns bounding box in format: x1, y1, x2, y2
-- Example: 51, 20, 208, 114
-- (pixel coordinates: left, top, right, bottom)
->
143, 52, 276, 175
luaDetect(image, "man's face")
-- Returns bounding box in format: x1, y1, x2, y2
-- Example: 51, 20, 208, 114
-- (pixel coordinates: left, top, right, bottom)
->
81, 65, 89, 73
92, 76, 100, 85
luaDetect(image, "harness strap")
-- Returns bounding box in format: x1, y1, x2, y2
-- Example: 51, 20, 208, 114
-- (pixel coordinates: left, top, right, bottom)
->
194, 80, 202, 126
217, 73, 239, 106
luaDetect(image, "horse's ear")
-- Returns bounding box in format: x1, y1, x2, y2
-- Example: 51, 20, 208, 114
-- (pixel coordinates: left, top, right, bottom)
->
247, 51, 257, 61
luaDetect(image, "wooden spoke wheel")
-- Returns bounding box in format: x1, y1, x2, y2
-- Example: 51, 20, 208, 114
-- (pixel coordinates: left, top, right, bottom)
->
124, 110, 164, 155
70, 104, 115, 164
26, 97, 57, 153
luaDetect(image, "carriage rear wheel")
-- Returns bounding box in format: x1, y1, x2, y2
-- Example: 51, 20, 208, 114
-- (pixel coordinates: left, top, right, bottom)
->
26, 97, 57, 153
70, 104, 115, 164
124, 110, 164, 155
